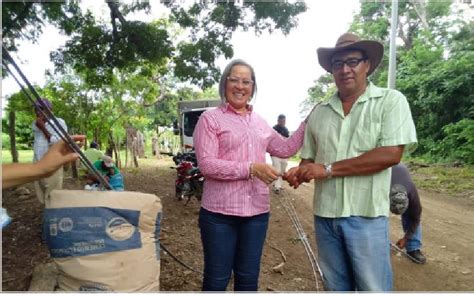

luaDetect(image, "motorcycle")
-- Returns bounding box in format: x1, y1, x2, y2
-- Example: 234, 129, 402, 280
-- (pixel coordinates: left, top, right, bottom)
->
171, 152, 204, 205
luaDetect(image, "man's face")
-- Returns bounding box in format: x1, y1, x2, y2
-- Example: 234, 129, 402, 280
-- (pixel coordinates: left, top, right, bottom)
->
278, 118, 286, 126
331, 50, 370, 97
35, 108, 46, 120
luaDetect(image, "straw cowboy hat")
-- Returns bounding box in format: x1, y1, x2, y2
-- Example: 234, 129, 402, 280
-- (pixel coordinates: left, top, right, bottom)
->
317, 32, 384, 75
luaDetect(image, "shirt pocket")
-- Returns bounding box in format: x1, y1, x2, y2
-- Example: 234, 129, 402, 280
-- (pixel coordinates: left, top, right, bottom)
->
353, 122, 381, 152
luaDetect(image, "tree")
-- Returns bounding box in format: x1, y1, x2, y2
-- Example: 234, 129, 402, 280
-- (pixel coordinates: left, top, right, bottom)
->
3, 1, 307, 88
299, 73, 334, 115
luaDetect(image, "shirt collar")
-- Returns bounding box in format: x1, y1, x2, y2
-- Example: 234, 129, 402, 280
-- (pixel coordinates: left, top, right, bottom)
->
324, 81, 383, 108
220, 102, 254, 115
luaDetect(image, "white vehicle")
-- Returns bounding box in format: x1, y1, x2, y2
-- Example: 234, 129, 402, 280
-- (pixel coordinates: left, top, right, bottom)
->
173, 100, 221, 152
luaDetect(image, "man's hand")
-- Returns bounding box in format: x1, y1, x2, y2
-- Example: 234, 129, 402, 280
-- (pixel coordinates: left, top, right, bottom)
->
295, 163, 326, 183
283, 167, 302, 188
284, 163, 328, 189
396, 238, 407, 249
252, 163, 279, 185
37, 135, 86, 177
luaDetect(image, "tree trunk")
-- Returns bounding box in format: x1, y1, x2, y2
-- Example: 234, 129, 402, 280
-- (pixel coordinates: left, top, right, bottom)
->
71, 161, 78, 179
116, 135, 122, 169
125, 135, 128, 168
8, 111, 19, 163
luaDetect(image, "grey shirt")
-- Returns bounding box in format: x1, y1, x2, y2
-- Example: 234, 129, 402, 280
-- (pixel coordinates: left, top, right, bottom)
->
391, 163, 422, 239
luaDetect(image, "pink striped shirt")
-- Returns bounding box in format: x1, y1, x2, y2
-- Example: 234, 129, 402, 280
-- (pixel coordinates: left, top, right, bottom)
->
194, 103, 306, 217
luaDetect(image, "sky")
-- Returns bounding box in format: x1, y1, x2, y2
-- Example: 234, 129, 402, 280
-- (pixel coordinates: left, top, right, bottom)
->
1, 1, 360, 131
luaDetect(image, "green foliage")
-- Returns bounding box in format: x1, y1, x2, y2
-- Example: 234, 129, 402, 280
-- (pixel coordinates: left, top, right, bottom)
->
435, 119, 474, 164
3, 2, 306, 88
2, 133, 10, 149
1, 150, 34, 164
299, 73, 334, 115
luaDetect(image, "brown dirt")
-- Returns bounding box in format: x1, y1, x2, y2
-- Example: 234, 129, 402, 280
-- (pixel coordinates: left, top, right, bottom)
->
2, 157, 474, 291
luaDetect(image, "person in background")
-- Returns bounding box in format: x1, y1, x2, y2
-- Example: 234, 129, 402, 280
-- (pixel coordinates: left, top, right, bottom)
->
32, 98, 68, 206
152, 136, 158, 156
86, 155, 124, 191
390, 163, 426, 264
285, 32, 417, 291
193, 59, 307, 291
84, 141, 104, 164
271, 114, 290, 194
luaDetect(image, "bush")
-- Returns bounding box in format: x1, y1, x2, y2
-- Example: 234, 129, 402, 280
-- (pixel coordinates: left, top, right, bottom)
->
435, 119, 474, 164
2, 133, 10, 149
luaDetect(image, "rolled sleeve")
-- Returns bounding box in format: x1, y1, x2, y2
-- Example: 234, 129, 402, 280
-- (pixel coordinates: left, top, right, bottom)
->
300, 114, 317, 160
267, 121, 306, 158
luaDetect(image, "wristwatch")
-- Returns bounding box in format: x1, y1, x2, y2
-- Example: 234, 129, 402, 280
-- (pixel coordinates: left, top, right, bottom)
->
323, 163, 333, 179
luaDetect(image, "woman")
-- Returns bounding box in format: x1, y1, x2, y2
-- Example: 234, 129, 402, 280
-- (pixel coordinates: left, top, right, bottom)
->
193, 59, 307, 291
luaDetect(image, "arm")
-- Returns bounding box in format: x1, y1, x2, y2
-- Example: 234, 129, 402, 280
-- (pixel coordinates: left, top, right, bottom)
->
2, 135, 85, 189
35, 117, 52, 141
285, 145, 404, 188
404, 187, 422, 239
267, 122, 306, 158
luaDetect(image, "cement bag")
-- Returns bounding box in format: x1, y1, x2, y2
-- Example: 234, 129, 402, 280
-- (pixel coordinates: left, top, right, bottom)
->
43, 190, 162, 292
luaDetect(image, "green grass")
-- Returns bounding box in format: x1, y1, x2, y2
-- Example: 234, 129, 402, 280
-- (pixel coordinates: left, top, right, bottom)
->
1, 150, 34, 164
405, 158, 474, 198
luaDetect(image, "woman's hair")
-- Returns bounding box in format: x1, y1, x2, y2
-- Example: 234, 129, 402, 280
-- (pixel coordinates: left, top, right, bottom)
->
218, 59, 257, 104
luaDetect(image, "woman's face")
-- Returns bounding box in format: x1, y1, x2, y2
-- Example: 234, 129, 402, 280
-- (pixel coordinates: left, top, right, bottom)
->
225, 64, 254, 113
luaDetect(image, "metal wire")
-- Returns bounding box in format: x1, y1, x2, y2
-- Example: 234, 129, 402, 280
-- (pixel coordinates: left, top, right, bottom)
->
2, 46, 112, 190
390, 242, 424, 264
160, 242, 203, 275
277, 190, 325, 291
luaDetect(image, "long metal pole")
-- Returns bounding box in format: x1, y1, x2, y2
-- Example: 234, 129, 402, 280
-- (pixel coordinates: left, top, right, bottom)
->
387, 0, 399, 89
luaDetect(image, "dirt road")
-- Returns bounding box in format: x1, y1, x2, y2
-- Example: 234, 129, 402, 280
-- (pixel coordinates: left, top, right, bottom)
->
2, 158, 473, 291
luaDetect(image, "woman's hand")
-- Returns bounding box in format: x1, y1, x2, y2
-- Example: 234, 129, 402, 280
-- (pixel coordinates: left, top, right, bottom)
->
37, 135, 86, 177
252, 163, 279, 185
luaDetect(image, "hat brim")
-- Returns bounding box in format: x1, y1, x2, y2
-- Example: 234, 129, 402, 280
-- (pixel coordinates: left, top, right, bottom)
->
317, 40, 384, 75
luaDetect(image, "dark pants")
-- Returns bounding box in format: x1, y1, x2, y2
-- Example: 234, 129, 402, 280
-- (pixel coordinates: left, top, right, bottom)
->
198, 207, 269, 291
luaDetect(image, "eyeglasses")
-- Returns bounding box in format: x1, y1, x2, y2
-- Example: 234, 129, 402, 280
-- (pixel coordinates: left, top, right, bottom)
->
331, 58, 367, 71
227, 76, 254, 87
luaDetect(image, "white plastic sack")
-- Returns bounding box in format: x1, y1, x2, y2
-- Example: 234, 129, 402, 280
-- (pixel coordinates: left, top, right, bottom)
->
43, 190, 162, 292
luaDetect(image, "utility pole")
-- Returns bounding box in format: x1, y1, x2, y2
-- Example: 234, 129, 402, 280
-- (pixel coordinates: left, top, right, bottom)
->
388, 0, 399, 89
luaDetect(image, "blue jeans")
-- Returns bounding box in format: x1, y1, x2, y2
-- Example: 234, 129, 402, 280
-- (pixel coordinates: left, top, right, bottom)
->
314, 216, 393, 291
401, 213, 423, 252
199, 207, 269, 291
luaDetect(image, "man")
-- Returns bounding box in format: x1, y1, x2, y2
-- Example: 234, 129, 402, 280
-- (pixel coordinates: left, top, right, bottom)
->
390, 163, 426, 264
151, 136, 158, 156
284, 33, 417, 291
86, 155, 124, 191
80, 141, 104, 177
32, 98, 68, 206
84, 141, 104, 164
271, 114, 290, 194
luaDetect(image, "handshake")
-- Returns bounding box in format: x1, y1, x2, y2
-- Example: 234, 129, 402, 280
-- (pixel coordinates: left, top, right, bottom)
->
253, 162, 330, 188
283, 163, 329, 189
